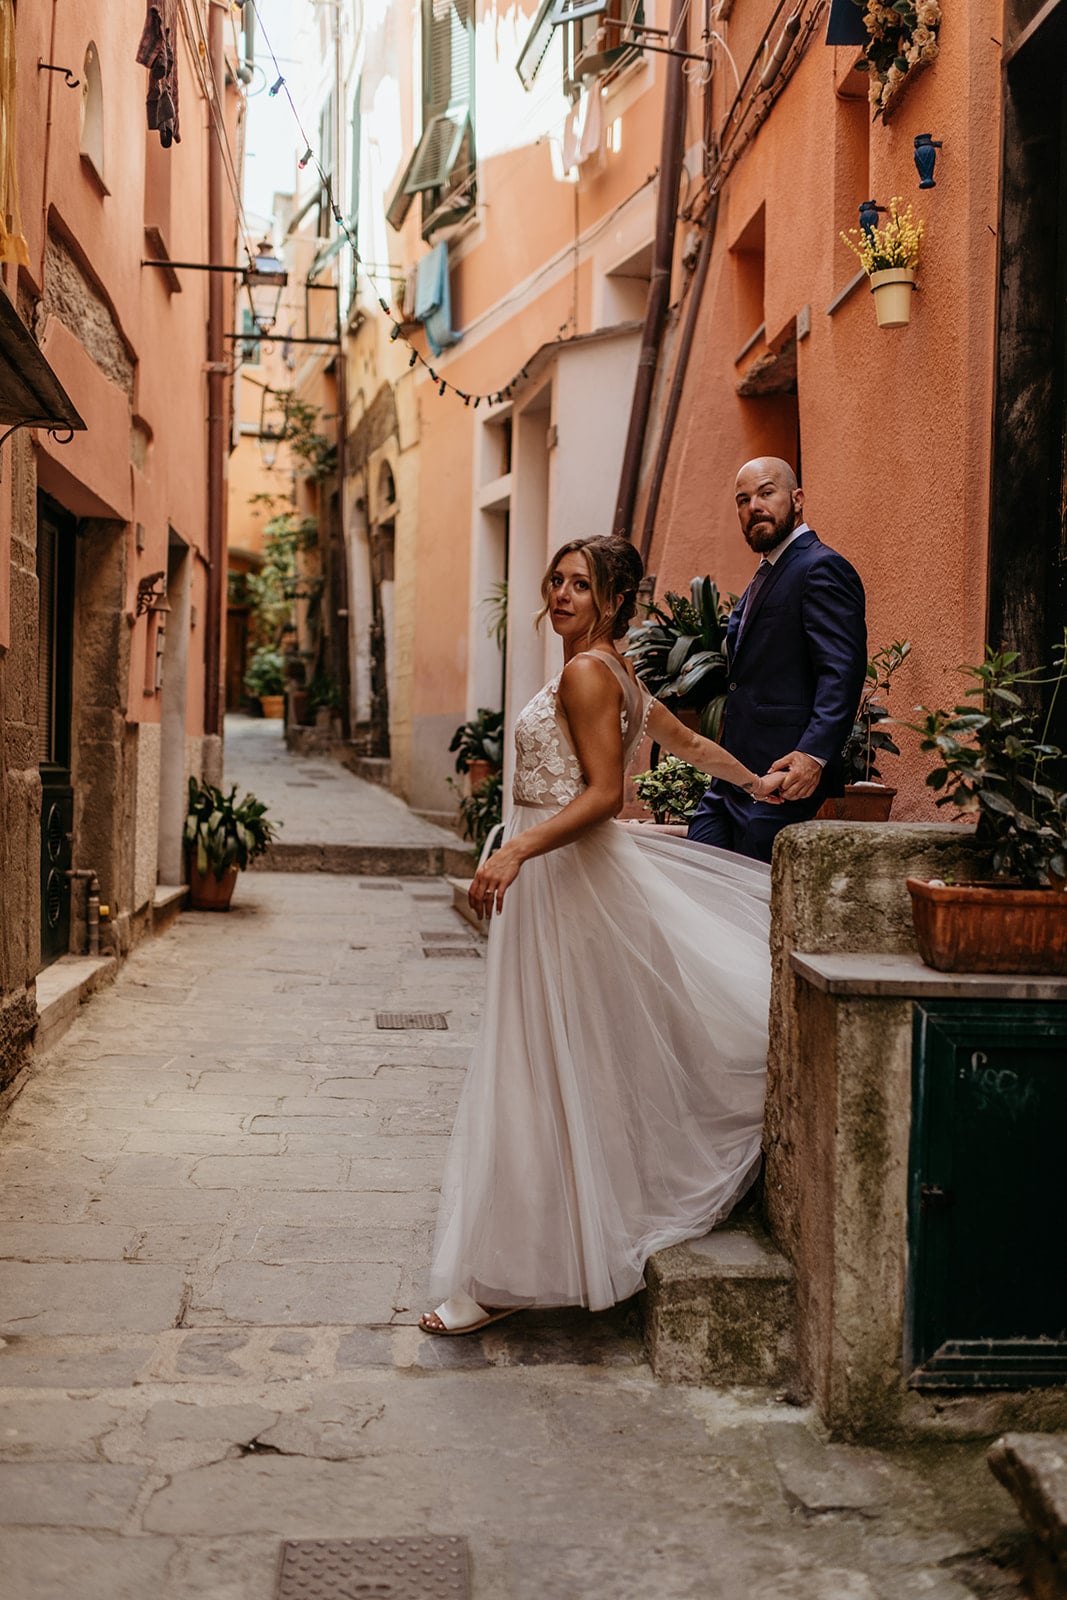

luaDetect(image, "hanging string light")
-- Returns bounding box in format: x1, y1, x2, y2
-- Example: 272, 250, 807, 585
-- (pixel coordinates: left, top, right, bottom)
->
247, 0, 542, 409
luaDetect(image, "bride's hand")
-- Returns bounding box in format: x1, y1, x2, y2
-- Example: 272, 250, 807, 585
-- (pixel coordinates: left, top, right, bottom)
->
469, 844, 522, 919
753, 770, 787, 804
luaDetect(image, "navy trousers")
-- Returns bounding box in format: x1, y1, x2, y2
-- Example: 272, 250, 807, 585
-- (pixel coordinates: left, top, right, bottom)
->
686, 789, 824, 865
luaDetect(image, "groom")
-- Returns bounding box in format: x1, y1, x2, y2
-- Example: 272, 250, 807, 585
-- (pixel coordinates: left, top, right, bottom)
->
687, 457, 867, 863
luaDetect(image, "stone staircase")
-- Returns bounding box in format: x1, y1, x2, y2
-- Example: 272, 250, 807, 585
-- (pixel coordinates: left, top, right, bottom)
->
643, 1217, 797, 1388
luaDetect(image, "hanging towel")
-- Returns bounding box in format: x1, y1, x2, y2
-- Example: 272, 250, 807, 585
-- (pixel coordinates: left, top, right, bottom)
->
414, 242, 459, 359
137, 0, 181, 147
561, 87, 604, 174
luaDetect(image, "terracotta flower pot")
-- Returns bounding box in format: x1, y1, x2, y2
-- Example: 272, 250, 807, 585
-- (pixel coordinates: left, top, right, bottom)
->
258, 694, 285, 719
188, 859, 239, 911
816, 784, 896, 822
869, 268, 916, 328
906, 877, 1067, 975
466, 759, 496, 789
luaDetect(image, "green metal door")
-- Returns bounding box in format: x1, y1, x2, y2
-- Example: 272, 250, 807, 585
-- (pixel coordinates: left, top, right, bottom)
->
908, 1001, 1067, 1387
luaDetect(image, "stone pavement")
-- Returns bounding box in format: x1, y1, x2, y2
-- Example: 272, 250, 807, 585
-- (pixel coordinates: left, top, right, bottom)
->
224, 716, 469, 876
0, 738, 1029, 1598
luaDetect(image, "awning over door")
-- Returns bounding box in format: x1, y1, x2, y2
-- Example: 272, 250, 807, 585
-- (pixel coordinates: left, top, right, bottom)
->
0, 290, 86, 433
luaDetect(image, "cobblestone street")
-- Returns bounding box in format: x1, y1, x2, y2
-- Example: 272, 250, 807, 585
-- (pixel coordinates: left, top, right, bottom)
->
0, 729, 1026, 1599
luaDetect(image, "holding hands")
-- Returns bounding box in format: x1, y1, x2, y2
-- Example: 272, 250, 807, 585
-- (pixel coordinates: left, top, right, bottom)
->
766, 749, 822, 802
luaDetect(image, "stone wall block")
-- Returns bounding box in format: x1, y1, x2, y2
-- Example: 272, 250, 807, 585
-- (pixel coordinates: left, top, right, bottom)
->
766, 822, 985, 1262
0, 986, 37, 1096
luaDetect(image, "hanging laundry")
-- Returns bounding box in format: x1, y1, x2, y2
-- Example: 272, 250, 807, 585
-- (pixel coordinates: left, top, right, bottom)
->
414, 243, 459, 359
136, 0, 181, 148
561, 86, 604, 174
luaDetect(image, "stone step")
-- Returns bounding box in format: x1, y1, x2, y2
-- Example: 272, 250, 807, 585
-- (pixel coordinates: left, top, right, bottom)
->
642, 1219, 797, 1388
253, 841, 473, 877
988, 1433, 1067, 1600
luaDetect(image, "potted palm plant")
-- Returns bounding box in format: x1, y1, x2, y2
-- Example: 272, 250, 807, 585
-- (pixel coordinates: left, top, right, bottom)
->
819, 639, 911, 822
625, 577, 733, 747
902, 637, 1067, 974
184, 777, 279, 910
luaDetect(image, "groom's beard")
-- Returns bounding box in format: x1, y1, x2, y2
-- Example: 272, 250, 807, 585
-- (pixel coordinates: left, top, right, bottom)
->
744, 505, 797, 554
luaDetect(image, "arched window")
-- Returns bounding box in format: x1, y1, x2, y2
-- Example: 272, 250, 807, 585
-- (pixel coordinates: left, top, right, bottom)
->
80, 41, 107, 192
378, 461, 397, 510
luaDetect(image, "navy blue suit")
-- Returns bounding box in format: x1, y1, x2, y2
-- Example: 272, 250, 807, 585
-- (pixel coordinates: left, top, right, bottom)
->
687, 528, 867, 863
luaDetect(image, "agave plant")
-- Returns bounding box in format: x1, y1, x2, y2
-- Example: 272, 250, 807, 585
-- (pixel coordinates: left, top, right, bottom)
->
625, 576, 734, 741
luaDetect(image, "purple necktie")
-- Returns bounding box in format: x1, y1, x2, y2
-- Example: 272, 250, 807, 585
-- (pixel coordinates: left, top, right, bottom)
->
737, 560, 770, 643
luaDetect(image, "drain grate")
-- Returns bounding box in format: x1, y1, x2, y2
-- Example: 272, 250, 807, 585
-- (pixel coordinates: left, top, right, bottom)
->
422, 947, 482, 959
376, 1011, 449, 1030
276, 1536, 470, 1599
420, 931, 472, 943
359, 882, 403, 892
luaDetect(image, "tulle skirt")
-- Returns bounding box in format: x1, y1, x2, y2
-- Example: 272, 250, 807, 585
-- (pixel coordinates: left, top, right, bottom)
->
428, 808, 772, 1313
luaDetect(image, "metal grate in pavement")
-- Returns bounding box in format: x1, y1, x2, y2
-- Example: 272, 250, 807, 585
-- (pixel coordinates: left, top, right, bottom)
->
420, 931, 472, 942
376, 1011, 449, 1029
276, 1536, 470, 1599
359, 881, 403, 891
422, 946, 482, 959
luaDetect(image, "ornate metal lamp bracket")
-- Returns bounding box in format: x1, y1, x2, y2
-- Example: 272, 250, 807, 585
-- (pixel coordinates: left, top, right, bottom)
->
136, 571, 167, 617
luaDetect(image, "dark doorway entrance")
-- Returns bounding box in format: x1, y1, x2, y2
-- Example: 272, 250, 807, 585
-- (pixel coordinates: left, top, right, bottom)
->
990, 1, 1067, 750
36, 495, 75, 968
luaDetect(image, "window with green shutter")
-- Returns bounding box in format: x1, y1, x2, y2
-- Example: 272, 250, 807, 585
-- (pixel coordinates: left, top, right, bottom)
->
516, 0, 644, 93
387, 0, 476, 238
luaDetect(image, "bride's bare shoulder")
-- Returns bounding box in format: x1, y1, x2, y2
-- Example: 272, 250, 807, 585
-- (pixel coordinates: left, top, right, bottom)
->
558, 652, 625, 712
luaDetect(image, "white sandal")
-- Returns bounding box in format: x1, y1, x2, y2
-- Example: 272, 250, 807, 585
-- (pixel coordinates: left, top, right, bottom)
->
419, 1291, 517, 1336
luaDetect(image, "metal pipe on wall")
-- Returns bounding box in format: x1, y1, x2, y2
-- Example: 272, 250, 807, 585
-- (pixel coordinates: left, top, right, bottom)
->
611, 0, 690, 541
638, 191, 720, 566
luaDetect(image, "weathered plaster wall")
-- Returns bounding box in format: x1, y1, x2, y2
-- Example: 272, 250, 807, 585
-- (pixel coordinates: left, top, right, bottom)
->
134, 721, 162, 913
0, 431, 41, 1093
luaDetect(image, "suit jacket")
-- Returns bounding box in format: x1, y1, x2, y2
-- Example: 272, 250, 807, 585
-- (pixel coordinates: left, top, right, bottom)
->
714, 528, 867, 814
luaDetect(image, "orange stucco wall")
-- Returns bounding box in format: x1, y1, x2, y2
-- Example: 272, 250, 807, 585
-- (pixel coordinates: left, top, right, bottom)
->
15, 0, 239, 735
646, 4, 1001, 818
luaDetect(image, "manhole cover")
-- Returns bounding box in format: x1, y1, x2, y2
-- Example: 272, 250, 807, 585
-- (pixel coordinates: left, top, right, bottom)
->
376, 1011, 449, 1030
276, 1536, 470, 1599
422, 947, 481, 959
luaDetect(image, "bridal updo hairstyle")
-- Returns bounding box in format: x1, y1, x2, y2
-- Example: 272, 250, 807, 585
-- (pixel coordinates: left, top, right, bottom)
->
537, 535, 645, 642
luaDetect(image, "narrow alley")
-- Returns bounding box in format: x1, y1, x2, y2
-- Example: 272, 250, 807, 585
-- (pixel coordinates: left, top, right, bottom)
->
0, 725, 1026, 1600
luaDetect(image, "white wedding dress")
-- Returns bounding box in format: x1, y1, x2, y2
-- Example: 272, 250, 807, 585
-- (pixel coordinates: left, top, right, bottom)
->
429, 651, 771, 1314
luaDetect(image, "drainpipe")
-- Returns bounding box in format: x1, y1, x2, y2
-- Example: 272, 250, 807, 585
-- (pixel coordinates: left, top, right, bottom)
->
66, 869, 101, 956
612, 0, 690, 540
204, 2, 226, 738
638, 190, 720, 565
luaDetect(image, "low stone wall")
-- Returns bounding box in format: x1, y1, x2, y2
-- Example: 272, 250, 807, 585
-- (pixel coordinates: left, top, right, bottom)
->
767, 821, 989, 1276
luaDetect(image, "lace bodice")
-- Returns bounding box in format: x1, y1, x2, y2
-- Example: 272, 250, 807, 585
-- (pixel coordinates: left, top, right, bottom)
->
512, 651, 652, 808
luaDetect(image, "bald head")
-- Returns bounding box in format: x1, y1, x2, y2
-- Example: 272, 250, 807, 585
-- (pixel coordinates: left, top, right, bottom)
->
734, 458, 804, 553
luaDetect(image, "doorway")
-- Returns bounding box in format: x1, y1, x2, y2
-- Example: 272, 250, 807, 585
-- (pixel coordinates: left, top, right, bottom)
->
36, 496, 76, 968
989, 2, 1067, 748
158, 531, 191, 886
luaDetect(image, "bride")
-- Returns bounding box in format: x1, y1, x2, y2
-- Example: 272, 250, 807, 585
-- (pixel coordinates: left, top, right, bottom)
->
420, 535, 783, 1335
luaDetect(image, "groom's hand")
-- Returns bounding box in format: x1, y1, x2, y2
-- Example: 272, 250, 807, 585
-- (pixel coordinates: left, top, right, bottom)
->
768, 749, 822, 801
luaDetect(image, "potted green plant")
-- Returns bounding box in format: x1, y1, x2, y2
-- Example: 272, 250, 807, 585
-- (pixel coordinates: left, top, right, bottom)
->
184, 776, 279, 910
818, 639, 911, 822
626, 577, 733, 746
631, 757, 710, 825
244, 647, 287, 718
449, 707, 504, 789
449, 770, 503, 858
902, 637, 1067, 974
841, 196, 924, 328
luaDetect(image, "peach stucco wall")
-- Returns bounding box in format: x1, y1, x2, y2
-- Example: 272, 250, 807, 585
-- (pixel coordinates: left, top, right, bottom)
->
15, 0, 238, 736
646, 4, 1001, 818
